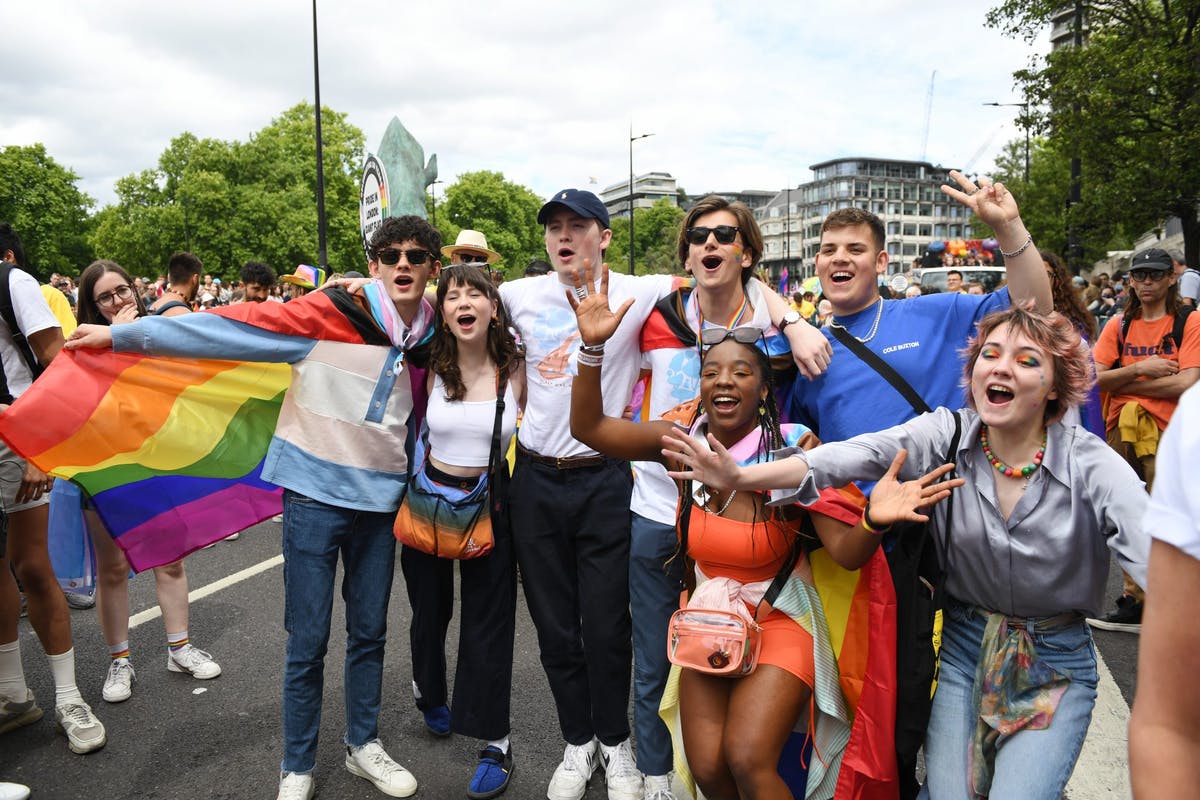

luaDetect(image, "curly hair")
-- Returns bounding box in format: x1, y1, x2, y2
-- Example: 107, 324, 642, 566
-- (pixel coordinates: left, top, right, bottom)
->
429, 265, 518, 401
368, 215, 442, 259
76, 260, 147, 326
961, 305, 1094, 425
1041, 250, 1097, 340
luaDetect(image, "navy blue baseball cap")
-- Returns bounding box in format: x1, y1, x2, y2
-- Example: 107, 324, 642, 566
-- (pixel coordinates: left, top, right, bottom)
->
538, 189, 610, 228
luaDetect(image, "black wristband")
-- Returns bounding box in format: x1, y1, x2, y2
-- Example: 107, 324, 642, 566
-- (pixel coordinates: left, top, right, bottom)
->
863, 502, 891, 533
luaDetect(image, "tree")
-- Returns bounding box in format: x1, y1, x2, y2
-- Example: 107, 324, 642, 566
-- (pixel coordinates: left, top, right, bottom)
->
987, 0, 1200, 267
972, 136, 1134, 262
607, 198, 687, 275
0, 144, 94, 278
435, 171, 544, 278
91, 103, 366, 279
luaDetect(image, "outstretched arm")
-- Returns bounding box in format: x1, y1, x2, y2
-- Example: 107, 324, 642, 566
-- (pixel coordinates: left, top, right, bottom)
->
756, 279, 832, 379
942, 170, 1051, 313
568, 260, 677, 462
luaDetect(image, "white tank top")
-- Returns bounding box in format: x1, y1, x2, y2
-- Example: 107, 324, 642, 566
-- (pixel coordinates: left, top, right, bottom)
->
427, 373, 518, 467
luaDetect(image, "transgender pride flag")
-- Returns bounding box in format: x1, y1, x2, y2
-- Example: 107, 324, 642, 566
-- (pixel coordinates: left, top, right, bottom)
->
0, 349, 289, 571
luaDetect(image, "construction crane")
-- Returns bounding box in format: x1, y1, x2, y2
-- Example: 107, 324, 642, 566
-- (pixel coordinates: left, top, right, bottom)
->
919, 70, 936, 162
960, 124, 1007, 177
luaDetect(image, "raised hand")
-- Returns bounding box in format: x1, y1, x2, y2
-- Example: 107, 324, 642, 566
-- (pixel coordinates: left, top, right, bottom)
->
941, 170, 1023, 235
866, 449, 964, 527
566, 259, 634, 347
662, 427, 741, 492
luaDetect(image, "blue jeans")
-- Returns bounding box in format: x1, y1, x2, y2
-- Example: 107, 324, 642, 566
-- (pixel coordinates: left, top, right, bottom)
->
919, 600, 1099, 800
629, 513, 685, 776
280, 490, 398, 774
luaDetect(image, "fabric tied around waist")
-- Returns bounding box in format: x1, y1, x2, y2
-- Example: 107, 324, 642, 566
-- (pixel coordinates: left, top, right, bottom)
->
969, 611, 1071, 797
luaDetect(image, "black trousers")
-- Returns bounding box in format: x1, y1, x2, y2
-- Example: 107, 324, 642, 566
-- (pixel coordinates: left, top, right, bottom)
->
510, 454, 634, 747
401, 507, 516, 740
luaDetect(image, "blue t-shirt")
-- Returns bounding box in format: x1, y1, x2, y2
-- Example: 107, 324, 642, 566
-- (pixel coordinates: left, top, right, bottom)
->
787, 288, 1010, 443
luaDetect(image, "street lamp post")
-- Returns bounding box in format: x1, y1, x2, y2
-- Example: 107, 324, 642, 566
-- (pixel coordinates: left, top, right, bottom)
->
629, 126, 655, 275
982, 101, 1030, 185
429, 179, 444, 226
312, 0, 328, 270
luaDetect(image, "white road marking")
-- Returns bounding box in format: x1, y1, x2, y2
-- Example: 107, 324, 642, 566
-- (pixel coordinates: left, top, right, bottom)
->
128, 554, 284, 629
1067, 649, 1132, 799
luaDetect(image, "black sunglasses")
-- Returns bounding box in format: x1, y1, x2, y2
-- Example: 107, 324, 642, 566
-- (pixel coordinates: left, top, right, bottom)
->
685, 225, 740, 246
1129, 268, 1169, 282
455, 252, 488, 264
376, 248, 432, 267
700, 325, 762, 348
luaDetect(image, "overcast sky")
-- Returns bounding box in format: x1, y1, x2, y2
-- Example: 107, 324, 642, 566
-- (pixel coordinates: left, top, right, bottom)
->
2, 1, 1048, 210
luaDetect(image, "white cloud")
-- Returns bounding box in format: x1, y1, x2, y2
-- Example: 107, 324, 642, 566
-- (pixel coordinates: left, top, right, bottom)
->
1, 0, 1047, 209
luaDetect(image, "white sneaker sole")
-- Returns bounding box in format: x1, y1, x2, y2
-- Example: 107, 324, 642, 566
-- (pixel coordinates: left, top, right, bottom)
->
167, 659, 222, 679
344, 756, 417, 797
1085, 618, 1141, 634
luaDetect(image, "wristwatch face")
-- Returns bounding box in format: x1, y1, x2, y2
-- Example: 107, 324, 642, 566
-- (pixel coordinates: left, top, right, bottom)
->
781, 310, 801, 328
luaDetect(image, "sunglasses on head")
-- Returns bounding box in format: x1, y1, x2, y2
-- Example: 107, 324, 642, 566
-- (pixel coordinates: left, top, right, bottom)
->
376, 248, 432, 267
1129, 268, 1169, 282
700, 325, 762, 348
685, 225, 740, 246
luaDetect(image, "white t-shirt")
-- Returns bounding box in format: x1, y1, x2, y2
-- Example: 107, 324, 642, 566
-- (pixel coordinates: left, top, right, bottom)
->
1, 268, 59, 398
500, 271, 675, 458
1179, 269, 1200, 304
633, 281, 777, 525
1144, 382, 1200, 561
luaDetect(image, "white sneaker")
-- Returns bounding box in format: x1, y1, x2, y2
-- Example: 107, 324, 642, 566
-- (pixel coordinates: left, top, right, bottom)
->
642, 773, 677, 800
600, 739, 643, 800
547, 739, 598, 800
276, 771, 314, 800
55, 701, 107, 754
167, 645, 222, 679
102, 657, 136, 703
345, 739, 418, 797
225, 532, 241, 541
0, 782, 31, 800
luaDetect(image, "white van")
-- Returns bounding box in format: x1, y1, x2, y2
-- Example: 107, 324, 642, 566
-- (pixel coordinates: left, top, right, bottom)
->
915, 267, 1007, 294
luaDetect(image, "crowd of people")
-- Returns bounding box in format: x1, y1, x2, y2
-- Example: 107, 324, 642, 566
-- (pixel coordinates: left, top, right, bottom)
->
0, 169, 1194, 800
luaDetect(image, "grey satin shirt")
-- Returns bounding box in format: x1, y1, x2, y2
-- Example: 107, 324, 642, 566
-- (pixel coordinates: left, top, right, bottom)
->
773, 407, 1150, 618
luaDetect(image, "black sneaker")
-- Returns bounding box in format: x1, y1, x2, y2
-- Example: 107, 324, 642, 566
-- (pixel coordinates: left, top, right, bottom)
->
1087, 595, 1142, 633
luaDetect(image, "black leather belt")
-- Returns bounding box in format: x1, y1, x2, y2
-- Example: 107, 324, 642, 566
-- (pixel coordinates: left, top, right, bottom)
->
517, 443, 608, 470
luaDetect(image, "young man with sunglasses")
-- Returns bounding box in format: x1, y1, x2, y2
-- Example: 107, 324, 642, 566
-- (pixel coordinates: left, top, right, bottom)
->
1090, 247, 1200, 634
66, 215, 442, 800
630, 194, 825, 799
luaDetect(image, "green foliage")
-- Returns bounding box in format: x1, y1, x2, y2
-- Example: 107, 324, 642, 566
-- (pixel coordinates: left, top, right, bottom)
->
986, 0, 1200, 266
972, 136, 1133, 262
0, 144, 94, 279
607, 198, 686, 275
435, 171, 544, 278
90, 103, 366, 280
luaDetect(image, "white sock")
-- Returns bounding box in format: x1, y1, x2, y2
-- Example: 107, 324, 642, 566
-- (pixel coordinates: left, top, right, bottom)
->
0, 640, 28, 697
487, 736, 510, 754
46, 648, 85, 707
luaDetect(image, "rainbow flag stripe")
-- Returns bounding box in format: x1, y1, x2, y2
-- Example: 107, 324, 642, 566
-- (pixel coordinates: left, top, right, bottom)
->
0, 347, 290, 571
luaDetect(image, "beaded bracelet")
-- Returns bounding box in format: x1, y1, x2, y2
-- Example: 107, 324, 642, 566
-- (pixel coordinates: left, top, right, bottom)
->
860, 504, 890, 534
999, 232, 1033, 259
577, 350, 604, 368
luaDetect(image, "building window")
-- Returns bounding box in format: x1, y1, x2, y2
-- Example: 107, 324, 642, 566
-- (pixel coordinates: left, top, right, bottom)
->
888, 221, 901, 235
919, 224, 932, 237
902, 223, 917, 236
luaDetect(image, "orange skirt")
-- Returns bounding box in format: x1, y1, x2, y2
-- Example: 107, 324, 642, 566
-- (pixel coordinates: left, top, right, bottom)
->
756, 606, 815, 686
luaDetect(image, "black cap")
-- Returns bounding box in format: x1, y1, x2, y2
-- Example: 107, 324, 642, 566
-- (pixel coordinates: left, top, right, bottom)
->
537, 189, 610, 228
1131, 248, 1172, 271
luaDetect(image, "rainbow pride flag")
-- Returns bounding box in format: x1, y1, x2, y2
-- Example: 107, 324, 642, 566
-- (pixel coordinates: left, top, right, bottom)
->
0, 348, 290, 571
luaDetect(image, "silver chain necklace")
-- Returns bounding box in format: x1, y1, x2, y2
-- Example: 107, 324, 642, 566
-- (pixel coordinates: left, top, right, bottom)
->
830, 297, 884, 344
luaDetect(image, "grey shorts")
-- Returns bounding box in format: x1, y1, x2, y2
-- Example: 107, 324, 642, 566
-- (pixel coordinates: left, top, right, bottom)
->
0, 437, 50, 515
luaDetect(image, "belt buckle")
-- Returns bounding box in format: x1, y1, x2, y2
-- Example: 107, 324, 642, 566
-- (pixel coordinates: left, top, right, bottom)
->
554, 456, 570, 469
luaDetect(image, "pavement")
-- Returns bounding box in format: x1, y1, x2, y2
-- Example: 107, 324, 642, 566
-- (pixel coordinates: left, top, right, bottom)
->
0, 519, 1140, 799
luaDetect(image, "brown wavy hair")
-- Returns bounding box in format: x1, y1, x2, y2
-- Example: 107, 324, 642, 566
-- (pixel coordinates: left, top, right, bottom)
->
1041, 250, 1097, 340
430, 265, 519, 401
962, 305, 1094, 424
676, 195, 763, 276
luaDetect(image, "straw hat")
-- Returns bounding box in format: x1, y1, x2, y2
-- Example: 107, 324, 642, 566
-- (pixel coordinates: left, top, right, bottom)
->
441, 229, 501, 264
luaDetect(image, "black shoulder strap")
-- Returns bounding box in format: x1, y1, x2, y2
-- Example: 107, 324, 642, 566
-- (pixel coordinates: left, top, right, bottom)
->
486, 369, 510, 479
0, 262, 44, 381
830, 324, 931, 415
151, 300, 191, 316
1171, 307, 1194, 354
940, 410, 963, 573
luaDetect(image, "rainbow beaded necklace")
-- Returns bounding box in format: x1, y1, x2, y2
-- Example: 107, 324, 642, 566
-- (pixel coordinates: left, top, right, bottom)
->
980, 425, 1046, 479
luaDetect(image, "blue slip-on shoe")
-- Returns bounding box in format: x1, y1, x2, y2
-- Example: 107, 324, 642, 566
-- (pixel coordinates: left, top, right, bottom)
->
468, 745, 513, 799
422, 704, 451, 737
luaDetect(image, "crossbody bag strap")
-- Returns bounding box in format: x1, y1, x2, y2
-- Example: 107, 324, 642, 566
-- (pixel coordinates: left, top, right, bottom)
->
830, 324, 931, 415
940, 410, 962, 575
486, 369, 509, 479
755, 515, 807, 621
